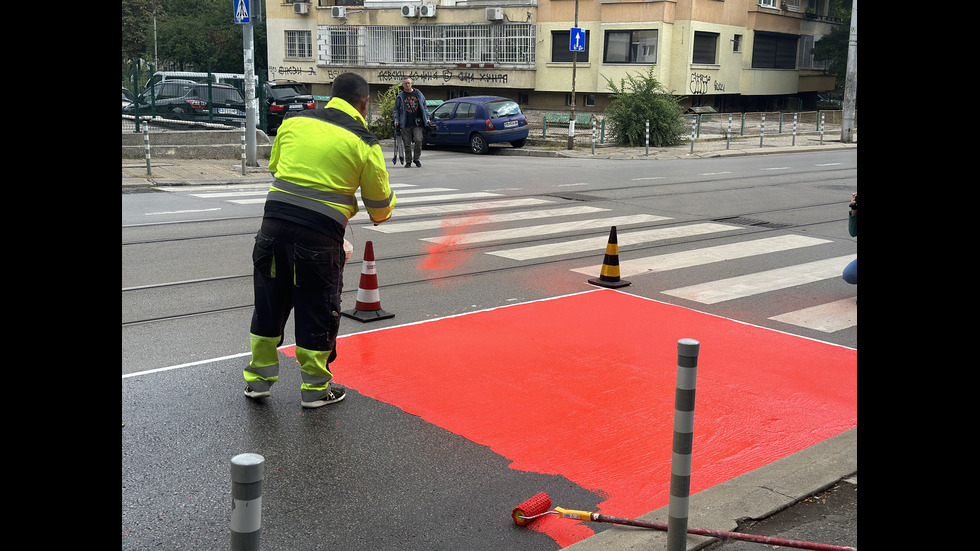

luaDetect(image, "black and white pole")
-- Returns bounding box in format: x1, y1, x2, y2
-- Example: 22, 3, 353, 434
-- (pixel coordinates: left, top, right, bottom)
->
143, 123, 152, 176
726, 114, 732, 150
759, 113, 766, 148
820, 112, 826, 145
792, 112, 798, 146
667, 338, 700, 551
591, 117, 596, 155
241, 121, 247, 175
645, 119, 650, 156
690, 116, 696, 154
230, 453, 265, 551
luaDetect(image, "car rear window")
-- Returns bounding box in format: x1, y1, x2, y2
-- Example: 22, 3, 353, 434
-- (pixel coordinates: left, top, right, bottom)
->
488, 101, 521, 118
269, 85, 310, 99
205, 88, 244, 102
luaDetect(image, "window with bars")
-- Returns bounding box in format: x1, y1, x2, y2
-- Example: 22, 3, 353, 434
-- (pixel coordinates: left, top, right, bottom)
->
319, 23, 536, 66
286, 30, 313, 59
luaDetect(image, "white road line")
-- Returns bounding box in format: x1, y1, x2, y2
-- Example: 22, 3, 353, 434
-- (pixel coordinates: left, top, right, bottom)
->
661, 254, 856, 304
368, 206, 611, 233
350, 198, 555, 220
571, 234, 831, 277
769, 298, 857, 333
493, 222, 745, 261
420, 214, 670, 246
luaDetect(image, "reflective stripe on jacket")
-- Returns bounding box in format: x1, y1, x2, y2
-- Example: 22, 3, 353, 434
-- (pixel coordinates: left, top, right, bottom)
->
267, 97, 396, 232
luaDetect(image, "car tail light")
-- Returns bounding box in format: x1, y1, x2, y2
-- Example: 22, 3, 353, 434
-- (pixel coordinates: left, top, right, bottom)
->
485, 119, 495, 131
270, 104, 285, 113
304, 101, 315, 109
185, 99, 206, 110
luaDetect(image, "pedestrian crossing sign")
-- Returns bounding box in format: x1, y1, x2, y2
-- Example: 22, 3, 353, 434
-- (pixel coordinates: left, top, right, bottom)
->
234, 0, 251, 24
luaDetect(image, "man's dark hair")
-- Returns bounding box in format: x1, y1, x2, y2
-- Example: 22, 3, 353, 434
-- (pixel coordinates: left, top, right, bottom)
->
331, 72, 370, 105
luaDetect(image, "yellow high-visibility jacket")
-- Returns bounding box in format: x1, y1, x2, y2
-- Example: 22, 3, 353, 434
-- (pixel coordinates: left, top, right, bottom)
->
265, 97, 395, 240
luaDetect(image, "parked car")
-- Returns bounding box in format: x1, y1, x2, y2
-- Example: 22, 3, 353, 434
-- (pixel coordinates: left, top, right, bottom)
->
424, 96, 529, 154
124, 82, 246, 126
122, 87, 136, 112
264, 80, 316, 134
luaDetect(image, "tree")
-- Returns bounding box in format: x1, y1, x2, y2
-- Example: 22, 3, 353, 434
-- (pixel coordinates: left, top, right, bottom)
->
603, 67, 686, 147
811, 0, 853, 95
367, 84, 402, 139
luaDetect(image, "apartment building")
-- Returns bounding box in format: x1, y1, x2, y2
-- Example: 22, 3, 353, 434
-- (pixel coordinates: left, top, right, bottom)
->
265, 0, 842, 114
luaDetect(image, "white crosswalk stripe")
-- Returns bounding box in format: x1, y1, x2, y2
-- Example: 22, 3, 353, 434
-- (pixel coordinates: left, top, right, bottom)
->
661, 255, 856, 304
570, 234, 831, 277
419, 214, 670, 246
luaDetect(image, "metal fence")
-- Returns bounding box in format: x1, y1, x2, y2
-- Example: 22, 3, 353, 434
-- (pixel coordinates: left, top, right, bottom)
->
529, 109, 855, 146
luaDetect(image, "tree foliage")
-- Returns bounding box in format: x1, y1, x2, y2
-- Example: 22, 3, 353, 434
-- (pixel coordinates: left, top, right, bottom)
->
603, 67, 686, 147
811, 0, 853, 95
367, 84, 403, 139
121, 0, 267, 88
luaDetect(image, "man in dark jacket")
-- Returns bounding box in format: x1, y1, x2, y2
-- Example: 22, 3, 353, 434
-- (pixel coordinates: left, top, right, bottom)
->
392, 77, 431, 168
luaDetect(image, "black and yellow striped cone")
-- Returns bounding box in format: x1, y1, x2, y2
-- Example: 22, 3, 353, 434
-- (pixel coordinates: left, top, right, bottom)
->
588, 226, 631, 288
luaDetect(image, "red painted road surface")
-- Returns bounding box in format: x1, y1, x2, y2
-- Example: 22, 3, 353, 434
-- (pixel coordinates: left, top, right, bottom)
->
286, 289, 857, 547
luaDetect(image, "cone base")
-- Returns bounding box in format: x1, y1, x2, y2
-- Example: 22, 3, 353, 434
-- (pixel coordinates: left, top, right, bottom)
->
588, 278, 631, 288
341, 308, 395, 323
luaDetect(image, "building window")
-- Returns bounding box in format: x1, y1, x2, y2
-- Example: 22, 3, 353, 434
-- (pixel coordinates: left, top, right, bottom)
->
692, 32, 718, 65
565, 93, 575, 106
286, 30, 313, 59
347, 23, 535, 66
752, 31, 798, 69
759, 0, 777, 7
551, 30, 589, 63
603, 30, 658, 64
732, 34, 743, 53
584, 94, 595, 107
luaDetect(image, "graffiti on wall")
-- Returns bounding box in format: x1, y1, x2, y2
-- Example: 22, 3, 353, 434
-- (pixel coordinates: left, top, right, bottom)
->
690, 72, 727, 94
267, 65, 520, 86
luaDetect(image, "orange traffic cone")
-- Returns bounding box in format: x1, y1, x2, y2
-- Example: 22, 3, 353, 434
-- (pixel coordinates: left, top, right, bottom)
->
588, 226, 631, 288
342, 241, 395, 322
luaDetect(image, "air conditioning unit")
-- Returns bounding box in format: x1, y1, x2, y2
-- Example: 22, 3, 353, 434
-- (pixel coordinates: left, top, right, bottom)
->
331, 5, 346, 18
486, 7, 504, 21
401, 4, 417, 17
293, 2, 310, 15
420, 4, 436, 17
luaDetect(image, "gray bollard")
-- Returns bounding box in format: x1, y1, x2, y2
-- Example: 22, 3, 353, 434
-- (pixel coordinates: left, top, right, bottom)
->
143, 124, 152, 176
230, 453, 265, 551
667, 339, 700, 551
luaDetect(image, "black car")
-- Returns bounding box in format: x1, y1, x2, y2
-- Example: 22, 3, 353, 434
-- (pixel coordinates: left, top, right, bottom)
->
264, 80, 316, 134
124, 82, 246, 126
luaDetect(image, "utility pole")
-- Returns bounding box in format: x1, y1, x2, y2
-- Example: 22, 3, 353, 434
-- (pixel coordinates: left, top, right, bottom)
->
236, 0, 259, 166
567, 0, 579, 150
841, 0, 857, 143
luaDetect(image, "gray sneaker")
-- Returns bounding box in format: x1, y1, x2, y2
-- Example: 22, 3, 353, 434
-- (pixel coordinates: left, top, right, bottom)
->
301, 387, 347, 409
244, 385, 271, 399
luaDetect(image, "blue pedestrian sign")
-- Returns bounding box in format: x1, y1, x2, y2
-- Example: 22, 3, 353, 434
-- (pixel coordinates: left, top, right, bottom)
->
569, 27, 586, 52
234, 0, 251, 24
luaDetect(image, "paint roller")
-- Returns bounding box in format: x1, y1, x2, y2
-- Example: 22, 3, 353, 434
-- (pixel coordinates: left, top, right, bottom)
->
511, 492, 856, 551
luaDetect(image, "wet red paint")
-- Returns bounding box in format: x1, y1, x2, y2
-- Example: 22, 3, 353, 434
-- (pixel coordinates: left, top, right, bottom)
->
416, 213, 488, 276
284, 289, 857, 547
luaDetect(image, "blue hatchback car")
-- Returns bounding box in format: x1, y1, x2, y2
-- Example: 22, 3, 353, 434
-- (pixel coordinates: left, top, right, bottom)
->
424, 96, 529, 154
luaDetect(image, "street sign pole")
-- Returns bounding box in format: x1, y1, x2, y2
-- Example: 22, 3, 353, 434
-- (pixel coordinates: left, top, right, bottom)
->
568, 0, 580, 150
236, 0, 259, 166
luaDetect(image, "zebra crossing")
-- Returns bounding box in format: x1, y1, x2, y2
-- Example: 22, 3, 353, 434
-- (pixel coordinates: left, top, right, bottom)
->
189, 183, 856, 333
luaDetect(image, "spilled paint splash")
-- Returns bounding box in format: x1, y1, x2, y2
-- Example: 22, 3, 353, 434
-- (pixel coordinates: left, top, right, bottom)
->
417, 212, 489, 276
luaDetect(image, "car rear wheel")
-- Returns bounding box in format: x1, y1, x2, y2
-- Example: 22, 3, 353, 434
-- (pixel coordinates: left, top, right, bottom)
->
469, 133, 489, 155
510, 138, 526, 148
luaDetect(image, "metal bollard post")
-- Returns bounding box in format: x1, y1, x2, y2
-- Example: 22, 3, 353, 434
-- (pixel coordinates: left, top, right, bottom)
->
792, 112, 798, 146
591, 118, 596, 155
759, 113, 766, 148
143, 123, 152, 177
645, 119, 650, 156
690, 117, 696, 154
230, 453, 265, 551
819, 112, 825, 145
726, 114, 732, 150
667, 339, 700, 551
241, 122, 247, 176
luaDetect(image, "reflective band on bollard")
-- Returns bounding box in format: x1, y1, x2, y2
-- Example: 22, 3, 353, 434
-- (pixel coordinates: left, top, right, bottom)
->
668, 339, 700, 551
230, 453, 265, 551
